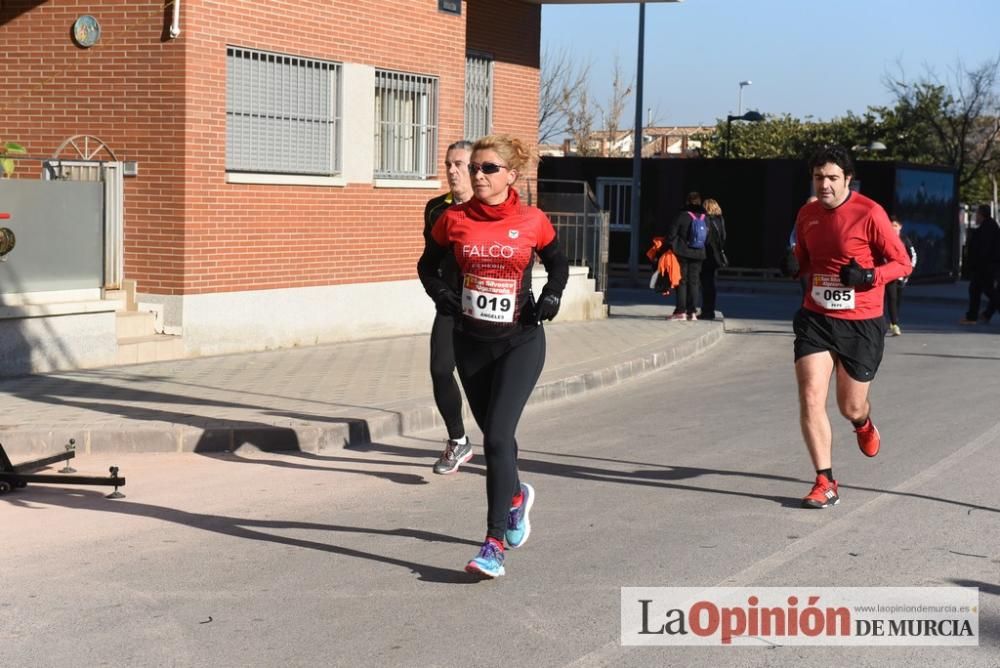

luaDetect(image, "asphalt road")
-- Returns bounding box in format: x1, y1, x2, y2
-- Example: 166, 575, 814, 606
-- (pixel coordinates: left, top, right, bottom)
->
3, 289, 998, 667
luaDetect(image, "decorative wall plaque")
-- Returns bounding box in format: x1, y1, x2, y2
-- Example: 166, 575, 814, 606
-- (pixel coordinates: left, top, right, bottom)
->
72, 15, 101, 48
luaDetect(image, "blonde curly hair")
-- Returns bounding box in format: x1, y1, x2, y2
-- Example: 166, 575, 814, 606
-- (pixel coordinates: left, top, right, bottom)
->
703, 198, 723, 216
472, 134, 535, 174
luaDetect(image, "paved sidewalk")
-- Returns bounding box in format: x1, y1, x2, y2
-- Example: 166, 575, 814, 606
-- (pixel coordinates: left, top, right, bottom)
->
0, 279, 970, 458
0, 309, 723, 457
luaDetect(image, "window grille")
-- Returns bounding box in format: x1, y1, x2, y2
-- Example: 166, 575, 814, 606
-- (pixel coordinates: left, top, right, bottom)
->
374, 69, 439, 179
465, 53, 493, 140
226, 47, 341, 175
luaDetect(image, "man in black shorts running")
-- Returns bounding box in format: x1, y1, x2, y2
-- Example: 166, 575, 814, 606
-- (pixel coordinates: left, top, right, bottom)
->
424, 141, 474, 474
792, 145, 912, 508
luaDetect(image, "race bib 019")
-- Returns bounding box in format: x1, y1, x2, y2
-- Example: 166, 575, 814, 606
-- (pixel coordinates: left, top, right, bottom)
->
811, 273, 855, 310
462, 273, 517, 322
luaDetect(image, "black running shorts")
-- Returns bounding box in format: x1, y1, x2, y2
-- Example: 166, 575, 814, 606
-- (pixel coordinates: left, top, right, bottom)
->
793, 308, 886, 382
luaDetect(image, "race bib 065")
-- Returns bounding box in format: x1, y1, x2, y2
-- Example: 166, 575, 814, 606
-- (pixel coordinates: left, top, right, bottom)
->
811, 273, 855, 310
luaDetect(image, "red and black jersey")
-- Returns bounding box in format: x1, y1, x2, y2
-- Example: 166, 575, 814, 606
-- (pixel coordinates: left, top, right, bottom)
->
793, 192, 912, 320
421, 188, 566, 341
423, 192, 462, 292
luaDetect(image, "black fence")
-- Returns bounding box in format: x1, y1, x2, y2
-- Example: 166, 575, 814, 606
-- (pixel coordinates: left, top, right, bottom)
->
538, 157, 959, 283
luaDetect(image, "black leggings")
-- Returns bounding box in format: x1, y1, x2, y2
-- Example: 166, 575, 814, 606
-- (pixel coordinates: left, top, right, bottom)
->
454, 326, 546, 541
700, 257, 719, 317
430, 314, 465, 440
675, 257, 703, 315
885, 281, 903, 325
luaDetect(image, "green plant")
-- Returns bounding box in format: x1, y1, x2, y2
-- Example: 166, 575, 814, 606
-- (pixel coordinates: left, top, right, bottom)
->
0, 141, 27, 177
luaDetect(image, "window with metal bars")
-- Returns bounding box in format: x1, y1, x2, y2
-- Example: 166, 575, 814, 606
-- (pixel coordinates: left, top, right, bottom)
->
226, 47, 341, 175
374, 69, 439, 179
465, 53, 493, 141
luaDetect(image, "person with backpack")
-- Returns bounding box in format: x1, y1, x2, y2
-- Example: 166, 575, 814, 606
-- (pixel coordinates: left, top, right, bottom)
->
666, 191, 708, 320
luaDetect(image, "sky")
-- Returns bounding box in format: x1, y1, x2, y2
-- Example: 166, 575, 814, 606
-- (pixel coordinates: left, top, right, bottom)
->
540, 0, 1000, 128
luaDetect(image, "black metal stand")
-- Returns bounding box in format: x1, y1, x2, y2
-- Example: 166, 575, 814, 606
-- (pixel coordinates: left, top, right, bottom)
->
0, 440, 126, 499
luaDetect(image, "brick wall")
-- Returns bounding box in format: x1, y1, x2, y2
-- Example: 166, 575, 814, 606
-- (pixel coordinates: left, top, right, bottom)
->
178, 0, 470, 295
0, 0, 542, 296
0, 0, 187, 291
467, 0, 541, 185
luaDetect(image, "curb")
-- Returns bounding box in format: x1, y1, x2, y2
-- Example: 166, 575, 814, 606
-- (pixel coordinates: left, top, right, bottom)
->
395, 321, 724, 443
0, 323, 725, 457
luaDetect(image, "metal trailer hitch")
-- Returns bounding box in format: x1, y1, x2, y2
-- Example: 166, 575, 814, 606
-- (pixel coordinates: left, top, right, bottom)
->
0, 439, 126, 499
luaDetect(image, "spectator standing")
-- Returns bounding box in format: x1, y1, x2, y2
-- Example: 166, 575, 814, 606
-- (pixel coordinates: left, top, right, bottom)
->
961, 204, 1000, 324
884, 215, 917, 336
699, 198, 727, 320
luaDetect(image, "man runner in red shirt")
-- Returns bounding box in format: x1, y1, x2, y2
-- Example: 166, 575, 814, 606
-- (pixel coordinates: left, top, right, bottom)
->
792, 145, 912, 509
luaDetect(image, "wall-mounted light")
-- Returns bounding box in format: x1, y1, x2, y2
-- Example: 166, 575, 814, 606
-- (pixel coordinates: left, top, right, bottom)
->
168, 0, 181, 39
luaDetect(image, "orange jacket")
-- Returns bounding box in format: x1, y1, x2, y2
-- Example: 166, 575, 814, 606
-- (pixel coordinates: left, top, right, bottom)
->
646, 237, 682, 292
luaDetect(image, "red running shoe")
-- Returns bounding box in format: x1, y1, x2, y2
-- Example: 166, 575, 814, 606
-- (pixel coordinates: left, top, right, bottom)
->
855, 418, 880, 458
802, 474, 839, 509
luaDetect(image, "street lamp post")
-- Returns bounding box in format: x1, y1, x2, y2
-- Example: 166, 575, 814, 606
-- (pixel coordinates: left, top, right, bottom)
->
724, 110, 764, 159
628, 2, 647, 282
626, 0, 684, 283
737, 80, 752, 115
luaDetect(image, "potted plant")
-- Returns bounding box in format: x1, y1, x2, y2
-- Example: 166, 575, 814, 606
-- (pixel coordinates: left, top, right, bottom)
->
0, 141, 27, 177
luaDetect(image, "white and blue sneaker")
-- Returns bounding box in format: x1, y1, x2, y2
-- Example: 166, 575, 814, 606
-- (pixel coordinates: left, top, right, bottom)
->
465, 540, 505, 578
505, 482, 535, 549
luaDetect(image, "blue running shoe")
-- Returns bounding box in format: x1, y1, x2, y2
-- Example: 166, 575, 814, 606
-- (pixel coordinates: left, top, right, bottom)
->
505, 482, 535, 549
465, 540, 505, 578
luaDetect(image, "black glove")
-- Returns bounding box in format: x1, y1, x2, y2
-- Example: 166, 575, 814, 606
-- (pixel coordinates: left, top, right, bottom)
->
839, 258, 875, 287
433, 289, 462, 317
534, 290, 561, 323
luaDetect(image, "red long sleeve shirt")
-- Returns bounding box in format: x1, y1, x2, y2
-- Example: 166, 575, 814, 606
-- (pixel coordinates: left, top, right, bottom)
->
793, 192, 912, 320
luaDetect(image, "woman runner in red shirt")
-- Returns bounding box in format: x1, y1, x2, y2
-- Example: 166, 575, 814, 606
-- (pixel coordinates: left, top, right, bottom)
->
417, 134, 569, 578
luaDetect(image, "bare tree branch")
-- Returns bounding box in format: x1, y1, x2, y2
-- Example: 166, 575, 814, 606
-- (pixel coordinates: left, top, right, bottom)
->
884, 57, 1000, 188
539, 47, 591, 144
595, 55, 634, 157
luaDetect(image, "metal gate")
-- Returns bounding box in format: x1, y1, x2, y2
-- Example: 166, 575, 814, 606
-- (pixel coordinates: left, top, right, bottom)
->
536, 179, 609, 296
43, 136, 125, 291
596, 177, 633, 274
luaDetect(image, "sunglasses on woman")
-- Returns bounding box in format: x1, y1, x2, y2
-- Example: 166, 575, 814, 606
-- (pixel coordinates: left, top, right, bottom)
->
468, 161, 508, 175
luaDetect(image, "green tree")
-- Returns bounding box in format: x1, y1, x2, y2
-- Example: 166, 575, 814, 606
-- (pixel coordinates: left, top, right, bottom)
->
880, 58, 1000, 196
696, 110, 889, 160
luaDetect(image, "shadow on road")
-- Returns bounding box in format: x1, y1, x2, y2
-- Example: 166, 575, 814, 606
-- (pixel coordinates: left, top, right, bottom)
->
949, 579, 1000, 597
1, 486, 481, 584
357, 441, 999, 514
900, 352, 1000, 362
199, 448, 430, 486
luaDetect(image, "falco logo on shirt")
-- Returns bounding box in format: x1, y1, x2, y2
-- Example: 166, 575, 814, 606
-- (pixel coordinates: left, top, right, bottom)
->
508, 229, 519, 239
462, 243, 517, 259
806, 220, 820, 228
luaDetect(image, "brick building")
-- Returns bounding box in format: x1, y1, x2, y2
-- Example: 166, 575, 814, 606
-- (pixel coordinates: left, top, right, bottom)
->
1, 0, 581, 363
